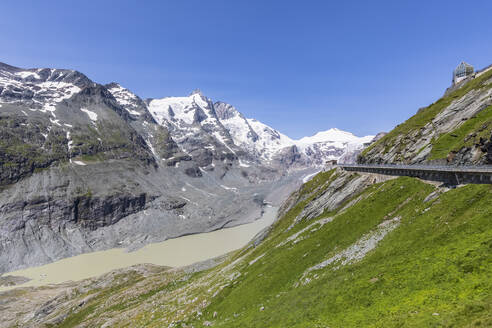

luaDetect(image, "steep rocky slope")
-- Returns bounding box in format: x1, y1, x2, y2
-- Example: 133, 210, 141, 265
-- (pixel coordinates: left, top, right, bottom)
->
147, 90, 243, 170
0, 63, 155, 185
4, 169, 490, 327
359, 65, 492, 165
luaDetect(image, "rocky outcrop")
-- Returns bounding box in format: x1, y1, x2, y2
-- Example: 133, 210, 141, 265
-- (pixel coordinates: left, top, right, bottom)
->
292, 169, 395, 227
271, 145, 302, 169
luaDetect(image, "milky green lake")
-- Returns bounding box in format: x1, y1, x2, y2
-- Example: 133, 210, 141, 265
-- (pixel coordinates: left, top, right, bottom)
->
0, 206, 277, 291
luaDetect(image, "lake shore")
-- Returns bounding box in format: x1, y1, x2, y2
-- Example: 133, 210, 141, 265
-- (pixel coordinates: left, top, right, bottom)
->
0, 206, 278, 292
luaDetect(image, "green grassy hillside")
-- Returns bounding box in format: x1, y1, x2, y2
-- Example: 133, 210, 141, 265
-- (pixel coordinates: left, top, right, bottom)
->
429, 104, 492, 160
185, 173, 491, 327
360, 68, 492, 164
43, 169, 491, 328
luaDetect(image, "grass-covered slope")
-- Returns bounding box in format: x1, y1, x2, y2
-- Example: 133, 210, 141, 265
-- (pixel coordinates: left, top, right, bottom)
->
429, 104, 492, 161
18, 169, 490, 328
360, 67, 492, 165
187, 173, 491, 327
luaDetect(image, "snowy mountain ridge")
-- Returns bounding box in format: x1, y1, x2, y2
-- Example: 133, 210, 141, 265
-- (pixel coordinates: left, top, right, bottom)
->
0, 60, 375, 171
144, 89, 374, 167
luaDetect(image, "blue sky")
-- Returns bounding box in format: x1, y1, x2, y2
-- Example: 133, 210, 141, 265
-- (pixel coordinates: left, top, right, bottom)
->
1, 1, 491, 139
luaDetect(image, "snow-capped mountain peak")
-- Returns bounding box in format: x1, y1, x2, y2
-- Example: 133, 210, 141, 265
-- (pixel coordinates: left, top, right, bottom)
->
148, 92, 214, 126
296, 128, 374, 147
189, 88, 204, 96
213, 99, 374, 165
1, 59, 374, 171
106, 82, 147, 117
297, 128, 353, 144
214, 101, 296, 161
294, 128, 375, 165
0, 63, 90, 116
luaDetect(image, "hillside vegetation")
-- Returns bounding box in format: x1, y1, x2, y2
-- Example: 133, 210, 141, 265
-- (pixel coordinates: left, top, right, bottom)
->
6, 169, 491, 327
360, 67, 492, 165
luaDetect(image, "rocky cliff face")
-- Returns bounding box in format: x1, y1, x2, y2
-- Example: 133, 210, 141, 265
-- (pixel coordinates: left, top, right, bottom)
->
359, 66, 492, 165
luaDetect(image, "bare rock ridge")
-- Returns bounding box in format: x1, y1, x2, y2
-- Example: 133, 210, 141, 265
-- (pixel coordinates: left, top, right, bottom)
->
0, 62, 373, 273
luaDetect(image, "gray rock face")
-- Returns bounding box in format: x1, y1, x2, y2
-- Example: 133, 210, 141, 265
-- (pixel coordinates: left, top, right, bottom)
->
289, 169, 396, 229
271, 145, 302, 169
0, 62, 283, 273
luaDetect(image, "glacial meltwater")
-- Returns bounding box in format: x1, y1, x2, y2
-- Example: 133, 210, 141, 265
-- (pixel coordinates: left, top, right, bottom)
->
0, 206, 278, 291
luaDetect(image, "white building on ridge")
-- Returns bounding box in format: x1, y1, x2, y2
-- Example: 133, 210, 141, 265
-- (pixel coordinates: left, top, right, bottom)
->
453, 61, 474, 85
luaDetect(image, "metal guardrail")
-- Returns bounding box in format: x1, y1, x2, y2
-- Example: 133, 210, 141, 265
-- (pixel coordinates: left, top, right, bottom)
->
340, 164, 492, 174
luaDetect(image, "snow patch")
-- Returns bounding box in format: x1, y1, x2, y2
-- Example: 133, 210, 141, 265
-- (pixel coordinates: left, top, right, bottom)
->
15, 71, 41, 79
50, 118, 61, 126
296, 128, 366, 145
239, 159, 250, 167
149, 93, 211, 126
0, 70, 81, 114
145, 138, 158, 158
302, 171, 320, 183
73, 160, 86, 166
220, 184, 238, 191
127, 108, 141, 116
66, 131, 73, 163
80, 108, 98, 121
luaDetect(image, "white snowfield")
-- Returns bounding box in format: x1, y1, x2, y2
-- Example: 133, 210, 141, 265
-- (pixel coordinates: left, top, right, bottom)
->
80, 108, 98, 121
149, 93, 211, 126
15, 71, 41, 79
224, 114, 374, 163
245, 118, 294, 160
106, 83, 142, 116
296, 128, 374, 149
0, 68, 82, 115
302, 171, 320, 183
